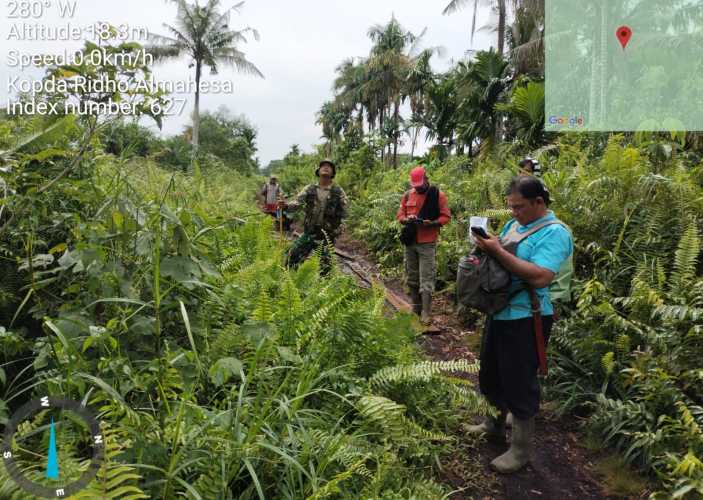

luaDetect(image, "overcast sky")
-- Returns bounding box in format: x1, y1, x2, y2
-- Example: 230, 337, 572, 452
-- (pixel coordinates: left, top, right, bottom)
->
0, 0, 495, 165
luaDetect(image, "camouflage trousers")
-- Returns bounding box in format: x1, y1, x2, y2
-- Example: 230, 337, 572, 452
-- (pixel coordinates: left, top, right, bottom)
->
404, 241, 437, 294
286, 232, 334, 273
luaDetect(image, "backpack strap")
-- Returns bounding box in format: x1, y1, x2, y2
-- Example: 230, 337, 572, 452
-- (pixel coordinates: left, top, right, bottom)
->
403, 190, 410, 218
527, 286, 549, 376
511, 220, 567, 244
418, 186, 440, 221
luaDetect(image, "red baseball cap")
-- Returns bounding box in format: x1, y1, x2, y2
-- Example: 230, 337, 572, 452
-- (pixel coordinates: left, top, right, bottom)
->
409, 166, 426, 187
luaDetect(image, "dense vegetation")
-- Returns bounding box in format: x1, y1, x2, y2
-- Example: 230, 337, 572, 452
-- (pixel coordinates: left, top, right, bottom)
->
1, 0, 702, 498
313, 135, 702, 498
278, 4, 703, 498
0, 109, 496, 497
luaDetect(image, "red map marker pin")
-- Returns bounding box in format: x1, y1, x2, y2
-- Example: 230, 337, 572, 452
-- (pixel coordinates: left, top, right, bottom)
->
616, 25, 632, 49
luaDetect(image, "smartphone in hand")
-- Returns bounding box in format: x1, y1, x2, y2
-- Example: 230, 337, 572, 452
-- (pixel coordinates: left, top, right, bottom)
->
470, 226, 490, 239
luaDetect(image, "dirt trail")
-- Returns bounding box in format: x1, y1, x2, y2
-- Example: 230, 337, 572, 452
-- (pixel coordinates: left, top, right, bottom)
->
333, 233, 612, 500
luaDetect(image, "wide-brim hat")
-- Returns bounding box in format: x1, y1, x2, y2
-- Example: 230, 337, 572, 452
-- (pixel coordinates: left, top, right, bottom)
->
315, 159, 336, 178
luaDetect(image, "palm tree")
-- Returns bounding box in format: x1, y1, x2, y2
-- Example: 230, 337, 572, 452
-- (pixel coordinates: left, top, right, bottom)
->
496, 80, 545, 146
505, 2, 544, 77
147, 0, 263, 157
443, 0, 507, 55
405, 49, 437, 157
333, 58, 368, 131
366, 17, 415, 166
316, 101, 351, 156
366, 18, 442, 166
454, 50, 510, 154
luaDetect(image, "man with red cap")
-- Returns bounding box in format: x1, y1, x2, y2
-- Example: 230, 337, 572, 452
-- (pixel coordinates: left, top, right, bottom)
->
396, 166, 451, 324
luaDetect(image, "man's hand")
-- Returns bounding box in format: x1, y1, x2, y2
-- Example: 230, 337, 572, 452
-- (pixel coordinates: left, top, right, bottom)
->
422, 219, 440, 227
474, 233, 502, 256
401, 215, 418, 225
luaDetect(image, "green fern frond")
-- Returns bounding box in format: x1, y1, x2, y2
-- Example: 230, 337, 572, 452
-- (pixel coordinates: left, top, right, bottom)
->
447, 385, 494, 416
307, 459, 366, 500
601, 351, 616, 376
615, 334, 631, 356
404, 478, 447, 499
308, 429, 374, 480
296, 290, 352, 351
252, 288, 274, 323
675, 401, 703, 438
293, 257, 320, 290
369, 359, 479, 388
671, 222, 700, 294
191, 456, 228, 500
333, 445, 373, 479
277, 272, 303, 318
357, 395, 451, 443
653, 305, 703, 323
689, 280, 703, 305
71, 425, 148, 499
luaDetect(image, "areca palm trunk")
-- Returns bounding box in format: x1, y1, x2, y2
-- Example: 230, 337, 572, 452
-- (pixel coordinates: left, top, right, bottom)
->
599, 3, 607, 127
192, 60, 202, 161
497, 0, 506, 55
393, 98, 400, 167
379, 106, 385, 164
411, 126, 420, 158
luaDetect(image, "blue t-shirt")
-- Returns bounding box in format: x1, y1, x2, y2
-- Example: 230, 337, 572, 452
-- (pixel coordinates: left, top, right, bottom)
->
493, 211, 573, 321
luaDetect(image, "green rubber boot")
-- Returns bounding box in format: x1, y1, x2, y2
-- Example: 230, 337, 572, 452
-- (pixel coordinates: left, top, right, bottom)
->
409, 287, 422, 316
420, 291, 432, 325
465, 411, 507, 443
490, 416, 534, 473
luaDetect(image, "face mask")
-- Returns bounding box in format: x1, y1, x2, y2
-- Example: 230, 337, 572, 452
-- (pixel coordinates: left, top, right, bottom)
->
415, 184, 428, 193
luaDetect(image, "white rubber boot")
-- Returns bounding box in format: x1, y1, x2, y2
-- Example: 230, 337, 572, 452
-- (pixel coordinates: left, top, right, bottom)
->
490, 416, 534, 473
465, 411, 507, 443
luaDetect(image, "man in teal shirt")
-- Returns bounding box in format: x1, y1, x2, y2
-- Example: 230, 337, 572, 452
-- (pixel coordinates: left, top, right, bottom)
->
468, 176, 573, 474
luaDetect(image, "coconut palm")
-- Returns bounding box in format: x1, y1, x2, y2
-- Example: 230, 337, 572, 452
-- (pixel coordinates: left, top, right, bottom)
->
443, 0, 508, 55
333, 58, 368, 130
147, 0, 263, 157
405, 49, 437, 157
506, 3, 544, 76
365, 17, 416, 166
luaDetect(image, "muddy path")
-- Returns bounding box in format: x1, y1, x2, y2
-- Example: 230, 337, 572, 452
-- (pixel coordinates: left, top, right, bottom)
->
333, 232, 618, 500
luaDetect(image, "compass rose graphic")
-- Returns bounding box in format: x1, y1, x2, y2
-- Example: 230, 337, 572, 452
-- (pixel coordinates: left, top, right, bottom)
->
2, 396, 105, 498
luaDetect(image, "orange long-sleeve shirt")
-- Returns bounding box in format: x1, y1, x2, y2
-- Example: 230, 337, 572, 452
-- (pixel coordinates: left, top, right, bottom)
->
396, 188, 451, 244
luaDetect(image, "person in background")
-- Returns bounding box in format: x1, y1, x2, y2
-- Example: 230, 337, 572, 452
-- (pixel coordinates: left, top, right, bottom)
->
259, 176, 284, 215
518, 157, 542, 178
396, 166, 451, 325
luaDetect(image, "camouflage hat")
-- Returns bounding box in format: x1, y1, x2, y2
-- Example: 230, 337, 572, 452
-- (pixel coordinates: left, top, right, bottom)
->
315, 159, 336, 178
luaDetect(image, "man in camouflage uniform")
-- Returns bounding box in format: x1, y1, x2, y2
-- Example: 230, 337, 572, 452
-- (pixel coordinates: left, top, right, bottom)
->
279, 159, 348, 271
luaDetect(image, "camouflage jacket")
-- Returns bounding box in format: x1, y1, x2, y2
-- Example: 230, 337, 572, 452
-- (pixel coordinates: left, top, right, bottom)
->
289, 184, 347, 239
